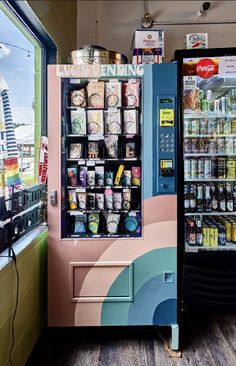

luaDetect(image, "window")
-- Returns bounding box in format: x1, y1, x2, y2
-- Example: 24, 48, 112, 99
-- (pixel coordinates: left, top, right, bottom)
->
0, 0, 56, 254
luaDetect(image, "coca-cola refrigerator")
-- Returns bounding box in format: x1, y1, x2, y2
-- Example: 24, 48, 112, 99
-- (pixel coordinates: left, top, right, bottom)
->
47, 64, 179, 350
174, 48, 236, 310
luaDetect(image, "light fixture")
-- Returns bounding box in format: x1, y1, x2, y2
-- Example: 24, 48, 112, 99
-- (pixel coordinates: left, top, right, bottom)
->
141, 0, 153, 28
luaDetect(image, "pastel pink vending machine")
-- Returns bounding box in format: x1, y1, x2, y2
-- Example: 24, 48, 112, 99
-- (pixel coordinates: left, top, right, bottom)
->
48, 64, 179, 350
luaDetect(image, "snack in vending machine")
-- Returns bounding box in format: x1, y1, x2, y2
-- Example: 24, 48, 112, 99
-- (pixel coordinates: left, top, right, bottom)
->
87, 81, 104, 108
122, 80, 140, 107
71, 89, 86, 107
77, 192, 87, 210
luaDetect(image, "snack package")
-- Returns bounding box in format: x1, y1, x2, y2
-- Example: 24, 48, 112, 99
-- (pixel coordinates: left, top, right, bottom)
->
71, 109, 86, 135
88, 213, 100, 234
95, 166, 104, 186
105, 213, 121, 234
76, 192, 87, 209
87, 81, 104, 108
104, 135, 118, 158
87, 170, 95, 186
114, 164, 124, 186
67, 167, 77, 187
105, 110, 122, 134
113, 192, 122, 210
123, 189, 131, 210
71, 89, 86, 107
104, 188, 113, 210
87, 110, 104, 135
131, 167, 141, 186
122, 170, 131, 186
68, 190, 77, 209
105, 81, 122, 108
87, 192, 96, 210
79, 166, 87, 186
124, 213, 141, 234
105, 171, 113, 186
74, 214, 87, 234
123, 109, 138, 134
69, 143, 83, 159
96, 193, 104, 210
125, 142, 136, 158
122, 80, 140, 107
88, 141, 99, 159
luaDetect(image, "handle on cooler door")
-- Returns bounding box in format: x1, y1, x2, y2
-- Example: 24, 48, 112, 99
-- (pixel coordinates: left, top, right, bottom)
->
49, 190, 57, 206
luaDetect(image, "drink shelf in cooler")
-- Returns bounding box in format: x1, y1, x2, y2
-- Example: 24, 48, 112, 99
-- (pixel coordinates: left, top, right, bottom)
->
185, 179, 236, 182
184, 134, 236, 138
185, 212, 236, 216
185, 243, 236, 252
184, 153, 236, 157
184, 113, 236, 119
67, 185, 140, 189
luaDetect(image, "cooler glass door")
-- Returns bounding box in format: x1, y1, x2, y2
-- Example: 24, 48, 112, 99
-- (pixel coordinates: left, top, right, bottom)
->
183, 56, 236, 251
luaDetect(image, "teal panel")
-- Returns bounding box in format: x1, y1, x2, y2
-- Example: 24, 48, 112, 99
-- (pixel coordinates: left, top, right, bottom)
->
101, 247, 177, 326
104, 265, 133, 302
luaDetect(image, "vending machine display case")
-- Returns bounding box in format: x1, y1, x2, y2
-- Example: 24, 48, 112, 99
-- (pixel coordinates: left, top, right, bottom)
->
48, 64, 179, 350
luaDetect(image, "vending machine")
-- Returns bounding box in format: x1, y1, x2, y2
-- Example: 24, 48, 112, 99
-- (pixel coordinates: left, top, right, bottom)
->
174, 48, 236, 310
47, 63, 179, 349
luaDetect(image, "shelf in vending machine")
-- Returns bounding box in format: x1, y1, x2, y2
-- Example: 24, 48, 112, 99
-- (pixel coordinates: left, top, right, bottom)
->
67, 185, 140, 189
185, 178, 236, 182
184, 113, 236, 119
184, 134, 236, 138
68, 210, 141, 214
185, 212, 236, 216
185, 243, 236, 253
184, 153, 236, 157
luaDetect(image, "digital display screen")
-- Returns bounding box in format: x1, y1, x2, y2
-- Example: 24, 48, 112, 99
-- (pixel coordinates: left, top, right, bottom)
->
160, 160, 173, 169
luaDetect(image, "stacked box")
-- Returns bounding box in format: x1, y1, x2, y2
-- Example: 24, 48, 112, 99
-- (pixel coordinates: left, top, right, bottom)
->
132, 29, 164, 64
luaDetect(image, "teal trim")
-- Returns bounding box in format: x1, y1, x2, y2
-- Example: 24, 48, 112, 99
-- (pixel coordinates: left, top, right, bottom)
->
171, 324, 179, 351
101, 247, 177, 326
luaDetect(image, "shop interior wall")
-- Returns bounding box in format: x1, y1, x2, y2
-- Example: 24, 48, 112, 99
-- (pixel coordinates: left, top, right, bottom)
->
77, 0, 236, 62
28, 0, 77, 62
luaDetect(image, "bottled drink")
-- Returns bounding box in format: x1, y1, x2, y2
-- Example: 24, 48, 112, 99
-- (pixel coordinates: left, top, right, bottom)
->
184, 184, 190, 213
196, 184, 204, 212
204, 184, 211, 212
224, 117, 231, 134
211, 184, 218, 212
233, 184, 236, 211
188, 220, 196, 246
226, 183, 234, 212
202, 223, 210, 246
196, 218, 203, 246
218, 225, 226, 246
210, 224, 218, 247
189, 184, 196, 213
218, 184, 226, 212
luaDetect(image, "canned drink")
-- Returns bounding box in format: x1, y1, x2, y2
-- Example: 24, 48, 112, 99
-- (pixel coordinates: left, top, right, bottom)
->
211, 158, 218, 178
224, 118, 231, 134
184, 120, 191, 136
218, 225, 226, 246
191, 138, 199, 153
210, 225, 218, 246
233, 137, 236, 154
202, 99, 211, 112
214, 99, 220, 113
191, 120, 199, 135
217, 137, 225, 153
203, 225, 210, 246
208, 139, 217, 154
226, 159, 236, 179
204, 158, 211, 179
231, 120, 236, 134
232, 223, 236, 243
190, 159, 198, 179
208, 118, 216, 135
200, 119, 208, 134
217, 119, 224, 134
199, 138, 206, 153
197, 159, 204, 179
184, 159, 191, 180
184, 138, 192, 153
225, 222, 232, 242
218, 158, 226, 178
225, 137, 234, 154
220, 97, 227, 114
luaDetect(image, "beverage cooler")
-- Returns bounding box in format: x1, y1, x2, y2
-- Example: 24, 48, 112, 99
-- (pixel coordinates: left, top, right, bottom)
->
47, 64, 179, 349
174, 48, 236, 310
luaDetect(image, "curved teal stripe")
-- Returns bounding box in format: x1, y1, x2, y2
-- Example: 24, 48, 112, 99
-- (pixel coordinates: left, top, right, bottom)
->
101, 247, 177, 326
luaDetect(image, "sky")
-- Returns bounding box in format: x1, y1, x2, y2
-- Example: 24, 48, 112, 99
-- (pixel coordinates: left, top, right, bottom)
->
0, 8, 35, 126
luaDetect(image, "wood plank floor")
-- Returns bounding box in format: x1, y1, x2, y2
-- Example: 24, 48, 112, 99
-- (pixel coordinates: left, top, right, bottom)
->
26, 312, 236, 366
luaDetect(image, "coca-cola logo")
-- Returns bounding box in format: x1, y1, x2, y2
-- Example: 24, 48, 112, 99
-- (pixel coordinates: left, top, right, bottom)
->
196, 58, 217, 78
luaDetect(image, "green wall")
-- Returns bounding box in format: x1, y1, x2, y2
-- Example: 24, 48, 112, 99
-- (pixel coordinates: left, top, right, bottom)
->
0, 229, 47, 366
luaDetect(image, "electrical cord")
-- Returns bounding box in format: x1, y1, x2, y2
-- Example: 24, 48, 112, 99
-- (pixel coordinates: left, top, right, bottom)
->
8, 247, 19, 366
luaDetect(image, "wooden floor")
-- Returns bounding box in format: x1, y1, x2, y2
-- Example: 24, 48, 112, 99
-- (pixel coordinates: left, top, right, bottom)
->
26, 312, 236, 366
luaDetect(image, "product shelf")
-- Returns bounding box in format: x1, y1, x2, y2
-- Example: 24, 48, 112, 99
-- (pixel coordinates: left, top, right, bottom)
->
185, 179, 236, 182
184, 153, 236, 157
184, 113, 236, 119
67, 158, 139, 162
184, 134, 236, 138
185, 212, 236, 216
185, 242, 236, 252
68, 209, 141, 214
67, 185, 140, 189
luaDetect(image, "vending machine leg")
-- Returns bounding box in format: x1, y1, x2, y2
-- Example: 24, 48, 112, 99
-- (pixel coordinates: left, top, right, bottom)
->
171, 324, 179, 351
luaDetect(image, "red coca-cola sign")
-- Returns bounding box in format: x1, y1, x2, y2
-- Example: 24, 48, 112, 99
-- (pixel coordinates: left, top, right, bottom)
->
196, 58, 217, 78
